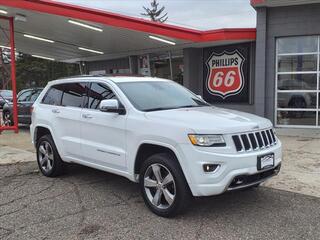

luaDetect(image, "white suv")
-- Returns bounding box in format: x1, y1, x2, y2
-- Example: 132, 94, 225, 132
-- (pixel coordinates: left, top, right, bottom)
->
30, 76, 282, 217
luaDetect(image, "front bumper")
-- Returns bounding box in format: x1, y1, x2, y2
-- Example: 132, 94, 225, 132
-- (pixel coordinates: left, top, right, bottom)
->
227, 164, 281, 191
177, 140, 282, 197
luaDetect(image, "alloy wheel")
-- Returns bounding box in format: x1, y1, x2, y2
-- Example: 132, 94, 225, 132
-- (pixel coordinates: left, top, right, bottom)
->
144, 163, 176, 209
38, 141, 54, 172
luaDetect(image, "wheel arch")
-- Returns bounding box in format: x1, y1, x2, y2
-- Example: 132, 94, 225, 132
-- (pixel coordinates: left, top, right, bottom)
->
133, 141, 191, 184
34, 125, 55, 146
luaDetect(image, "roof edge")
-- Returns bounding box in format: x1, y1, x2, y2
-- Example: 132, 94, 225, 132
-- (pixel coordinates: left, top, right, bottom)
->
251, 0, 266, 7
0, 0, 256, 42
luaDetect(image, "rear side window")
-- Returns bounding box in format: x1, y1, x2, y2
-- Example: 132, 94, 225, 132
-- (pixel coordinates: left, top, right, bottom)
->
61, 83, 86, 108
42, 84, 64, 105
87, 82, 115, 109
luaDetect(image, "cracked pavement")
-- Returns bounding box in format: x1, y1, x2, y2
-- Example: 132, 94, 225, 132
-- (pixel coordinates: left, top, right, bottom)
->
1, 128, 320, 239
0, 162, 320, 240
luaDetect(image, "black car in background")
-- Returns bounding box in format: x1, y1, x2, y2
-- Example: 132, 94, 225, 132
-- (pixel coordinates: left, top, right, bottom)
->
0, 90, 13, 109
2, 88, 43, 126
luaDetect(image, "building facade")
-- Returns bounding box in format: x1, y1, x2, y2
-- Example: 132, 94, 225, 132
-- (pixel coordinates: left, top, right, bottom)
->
84, 1, 320, 129
254, 1, 320, 128
1, 0, 320, 129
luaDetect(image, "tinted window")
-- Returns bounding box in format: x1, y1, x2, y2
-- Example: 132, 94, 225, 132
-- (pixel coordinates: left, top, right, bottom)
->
87, 82, 115, 109
61, 83, 86, 108
42, 85, 64, 105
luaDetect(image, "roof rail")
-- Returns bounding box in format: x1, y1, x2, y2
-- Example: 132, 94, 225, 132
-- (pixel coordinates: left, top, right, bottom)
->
93, 73, 146, 77
57, 74, 147, 80
56, 74, 95, 80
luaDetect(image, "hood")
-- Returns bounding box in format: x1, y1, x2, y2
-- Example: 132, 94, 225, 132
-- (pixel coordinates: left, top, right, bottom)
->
145, 106, 272, 134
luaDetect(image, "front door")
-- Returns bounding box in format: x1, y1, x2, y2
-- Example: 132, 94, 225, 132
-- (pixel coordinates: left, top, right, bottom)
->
80, 82, 127, 170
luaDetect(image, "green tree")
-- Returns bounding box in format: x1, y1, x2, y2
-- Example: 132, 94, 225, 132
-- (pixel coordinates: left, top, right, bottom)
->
15, 54, 80, 91
141, 0, 168, 23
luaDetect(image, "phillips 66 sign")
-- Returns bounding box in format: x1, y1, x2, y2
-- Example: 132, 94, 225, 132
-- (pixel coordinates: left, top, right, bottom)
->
203, 43, 252, 103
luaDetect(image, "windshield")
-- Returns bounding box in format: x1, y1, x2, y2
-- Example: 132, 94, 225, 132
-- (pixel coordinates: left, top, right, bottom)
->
117, 81, 209, 112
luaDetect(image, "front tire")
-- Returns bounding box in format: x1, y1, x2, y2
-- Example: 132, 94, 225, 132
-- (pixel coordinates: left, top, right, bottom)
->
36, 134, 64, 177
139, 153, 191, 217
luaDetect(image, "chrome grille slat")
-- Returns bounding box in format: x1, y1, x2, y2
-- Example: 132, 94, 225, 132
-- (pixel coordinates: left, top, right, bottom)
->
266, 130, 274, 145
259, 132, 266, 149
246, 134, 253, 151
270, 129, 277, 143
261, 131, 269, 147
232, 128, 277, 152
252, 133, 260, 150
238, 135, 245, 152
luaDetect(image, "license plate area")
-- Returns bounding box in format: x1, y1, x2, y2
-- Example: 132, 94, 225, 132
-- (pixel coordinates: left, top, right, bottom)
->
257, 153, 274, 170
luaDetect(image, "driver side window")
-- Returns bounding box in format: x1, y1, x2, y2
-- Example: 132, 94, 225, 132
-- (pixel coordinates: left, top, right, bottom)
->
18, 90, 32, 102
86, 82, 116, 109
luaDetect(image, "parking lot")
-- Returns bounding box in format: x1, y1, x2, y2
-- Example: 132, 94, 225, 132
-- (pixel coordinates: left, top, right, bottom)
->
1, 129, 320, 240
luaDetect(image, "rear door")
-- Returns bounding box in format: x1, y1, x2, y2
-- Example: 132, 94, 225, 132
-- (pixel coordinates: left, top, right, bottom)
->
40, 82, 86, 160
80, 82, 127, 170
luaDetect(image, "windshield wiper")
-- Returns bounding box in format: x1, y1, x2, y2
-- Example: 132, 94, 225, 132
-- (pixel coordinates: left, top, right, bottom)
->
176, 105, 205, 109
145, 105, 208, 112
144, 107, 175, 112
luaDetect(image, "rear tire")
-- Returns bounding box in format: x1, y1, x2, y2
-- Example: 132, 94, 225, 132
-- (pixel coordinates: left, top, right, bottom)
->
36, 134, 64, 177
3, 111, 13, 126
139, 153, 191, 217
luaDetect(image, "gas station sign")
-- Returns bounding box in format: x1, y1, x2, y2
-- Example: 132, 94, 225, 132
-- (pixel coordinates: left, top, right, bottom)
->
203, 43, 252, 104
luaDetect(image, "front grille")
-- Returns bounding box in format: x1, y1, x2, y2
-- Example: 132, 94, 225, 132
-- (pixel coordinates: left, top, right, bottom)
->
232, 128, 277, 152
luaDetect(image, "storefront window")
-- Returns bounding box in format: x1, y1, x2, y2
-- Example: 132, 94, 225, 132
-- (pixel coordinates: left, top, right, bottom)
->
278, 55, 317, 72
276, 36, 320, 127
277, 36, 318, 54
149, 51, 183, 85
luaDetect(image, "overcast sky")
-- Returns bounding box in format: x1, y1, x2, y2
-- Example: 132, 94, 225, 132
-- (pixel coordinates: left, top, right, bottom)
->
56, 0, 256, 30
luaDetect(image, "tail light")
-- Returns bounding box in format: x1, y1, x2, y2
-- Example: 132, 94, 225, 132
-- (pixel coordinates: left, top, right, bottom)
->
30, 106, 34, 114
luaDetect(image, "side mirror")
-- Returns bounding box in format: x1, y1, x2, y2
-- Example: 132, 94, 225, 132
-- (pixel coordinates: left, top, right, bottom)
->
99, 99, 125, 115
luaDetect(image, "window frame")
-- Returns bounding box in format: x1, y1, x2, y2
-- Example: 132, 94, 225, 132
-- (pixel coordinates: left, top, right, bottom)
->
41, 84, 64, 106
275, 36, 320, 128
18, 90, 33, 102
83, 81, 126, 112
60, 82, 87, 109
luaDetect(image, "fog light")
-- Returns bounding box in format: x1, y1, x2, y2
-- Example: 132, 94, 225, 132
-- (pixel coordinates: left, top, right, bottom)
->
233, 177, 244, 185
203, 164, 220, 173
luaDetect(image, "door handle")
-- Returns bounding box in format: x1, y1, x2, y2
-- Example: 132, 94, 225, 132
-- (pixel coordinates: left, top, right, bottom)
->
82, 113, 93, 119
52, 109, 60, 114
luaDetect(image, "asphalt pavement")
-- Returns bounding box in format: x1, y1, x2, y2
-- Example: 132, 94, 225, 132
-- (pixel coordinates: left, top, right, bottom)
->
0, 161, 319, 240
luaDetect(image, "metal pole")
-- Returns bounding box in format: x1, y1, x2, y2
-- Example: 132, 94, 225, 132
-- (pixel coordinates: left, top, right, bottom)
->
78, 62, 83, 75
9, 17, 18, 133
168, 51, 173, 80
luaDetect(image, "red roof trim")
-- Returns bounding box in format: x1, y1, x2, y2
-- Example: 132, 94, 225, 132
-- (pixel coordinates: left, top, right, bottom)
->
0, 0, 256, 42
250, 0, 266, 6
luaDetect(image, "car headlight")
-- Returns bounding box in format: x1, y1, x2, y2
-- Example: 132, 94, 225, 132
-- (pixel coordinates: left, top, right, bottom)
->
188, 134, 225, 147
